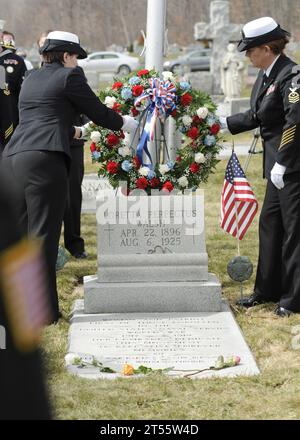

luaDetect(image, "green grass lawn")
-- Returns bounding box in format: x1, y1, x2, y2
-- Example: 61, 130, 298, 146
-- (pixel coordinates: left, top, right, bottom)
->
42, 153, 300, 420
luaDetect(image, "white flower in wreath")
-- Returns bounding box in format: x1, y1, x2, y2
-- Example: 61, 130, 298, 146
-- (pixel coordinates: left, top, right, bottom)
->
138, 166, 150, 177
104, 96, 117, 108
178, 176, 189, 188
162, 71, 174, 81
65, 353, 80, 366
90, 131, 101, 143
118, 146, 131, 157
194, 152, 205, 163
182, 115, 193, 127
196, 107, 209, 119
159, 164, 170, 175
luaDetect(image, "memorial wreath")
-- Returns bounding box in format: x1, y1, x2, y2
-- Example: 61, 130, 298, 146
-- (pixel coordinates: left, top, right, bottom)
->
87, 69, 223, 193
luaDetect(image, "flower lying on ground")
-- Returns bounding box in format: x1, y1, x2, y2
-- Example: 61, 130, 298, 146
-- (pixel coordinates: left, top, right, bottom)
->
121, 363, 173, 376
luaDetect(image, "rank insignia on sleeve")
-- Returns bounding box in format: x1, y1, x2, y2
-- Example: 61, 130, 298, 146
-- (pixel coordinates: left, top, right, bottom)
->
288, 87, 300, 103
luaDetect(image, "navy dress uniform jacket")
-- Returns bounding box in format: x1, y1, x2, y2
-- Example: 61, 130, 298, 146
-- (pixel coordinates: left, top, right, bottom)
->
227, 55, 300, 178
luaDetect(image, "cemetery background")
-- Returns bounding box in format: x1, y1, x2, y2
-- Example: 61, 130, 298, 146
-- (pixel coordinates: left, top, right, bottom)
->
42, 151, 300, 420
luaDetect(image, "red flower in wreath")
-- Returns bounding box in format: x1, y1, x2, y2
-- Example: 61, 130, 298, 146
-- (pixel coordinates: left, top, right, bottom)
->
180, 93, 193, 107
150, 177, 161, 188
112, 81, 123, 90
136, 177, 148, 189
189, 162, 200, 173
210, 123, 220, 135
131, 107, 139, 117
106, 133, 120, 147
107, 161, 119, 174
132, 85, 144, 97
187, 127, 199, 140
90, 142, 97, 152
132, 156, 141, 169
162, 181, 174, 192
193, 115, 202, 125
137, 69, 149, 77
112, 102, 121, 113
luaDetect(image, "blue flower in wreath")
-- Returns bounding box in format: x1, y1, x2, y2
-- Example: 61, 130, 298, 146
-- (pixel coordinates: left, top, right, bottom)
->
166, 160, 175, 170
121, 160, 133, 172
179, 81, 191, 91
92, 151, 101, 160
204, 135, 216, 147
179, 125, 188, 133
128, 76, 141, 85
121, 87, 133, 101
147, 169, 156, 179
206, 115, 217, 126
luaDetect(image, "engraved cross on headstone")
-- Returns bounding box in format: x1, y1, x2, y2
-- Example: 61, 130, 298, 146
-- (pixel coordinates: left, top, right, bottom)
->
194, 1, 243, 94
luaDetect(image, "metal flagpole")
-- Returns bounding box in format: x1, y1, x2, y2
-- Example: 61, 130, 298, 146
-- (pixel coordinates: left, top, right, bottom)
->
232, 138, 240, 257
232, 138, 245, 303
143, 0, 167, 166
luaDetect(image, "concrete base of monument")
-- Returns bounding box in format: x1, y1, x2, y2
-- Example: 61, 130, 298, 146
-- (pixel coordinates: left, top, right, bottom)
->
66, 299, 260, 380
83, 273, 222, 313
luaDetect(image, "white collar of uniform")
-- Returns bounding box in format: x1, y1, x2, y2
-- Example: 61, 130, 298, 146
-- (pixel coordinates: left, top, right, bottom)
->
264, 54, 281, 77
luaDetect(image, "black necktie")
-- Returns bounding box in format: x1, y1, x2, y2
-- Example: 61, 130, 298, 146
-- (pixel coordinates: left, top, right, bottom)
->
262, 73, 268, 86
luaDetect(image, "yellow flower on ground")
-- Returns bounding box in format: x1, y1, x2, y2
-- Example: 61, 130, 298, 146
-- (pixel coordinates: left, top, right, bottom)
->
122, 363, 134, 375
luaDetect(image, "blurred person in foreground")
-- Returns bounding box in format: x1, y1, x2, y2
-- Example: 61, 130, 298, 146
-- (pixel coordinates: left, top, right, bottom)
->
1, 31, 138, 323
0, 166, 51, 420
220, 17, 300, 317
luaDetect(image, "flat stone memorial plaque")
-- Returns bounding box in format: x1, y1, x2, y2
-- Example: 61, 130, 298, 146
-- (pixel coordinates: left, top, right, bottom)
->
67, 299, 260, 379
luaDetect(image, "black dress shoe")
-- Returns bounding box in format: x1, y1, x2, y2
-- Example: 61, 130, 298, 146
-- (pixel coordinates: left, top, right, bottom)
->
236, 293, 267, 308
73, 251, 88, 259
274, 306, 293, 317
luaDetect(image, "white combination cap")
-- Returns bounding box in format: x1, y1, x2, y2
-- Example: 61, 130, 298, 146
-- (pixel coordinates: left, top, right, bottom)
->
243, 17, 277, 38
46, 31, 80, 44
40, 30, 87, 59
237, 16, 290, 52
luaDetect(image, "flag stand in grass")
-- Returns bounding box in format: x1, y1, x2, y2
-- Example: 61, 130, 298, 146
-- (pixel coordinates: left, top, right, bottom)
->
220, 141, 258, 303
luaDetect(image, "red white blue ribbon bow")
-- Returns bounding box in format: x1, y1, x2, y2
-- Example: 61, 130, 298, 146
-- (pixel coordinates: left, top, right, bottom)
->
135, 78, 177, 165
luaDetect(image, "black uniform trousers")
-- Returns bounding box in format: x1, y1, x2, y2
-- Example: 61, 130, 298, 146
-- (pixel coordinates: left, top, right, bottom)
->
254, 172, 300, 311
2, 150, 68, 321
63, 145, 85, 255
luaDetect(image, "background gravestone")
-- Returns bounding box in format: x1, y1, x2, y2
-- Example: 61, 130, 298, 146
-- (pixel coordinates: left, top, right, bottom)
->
194, 0, 242, 94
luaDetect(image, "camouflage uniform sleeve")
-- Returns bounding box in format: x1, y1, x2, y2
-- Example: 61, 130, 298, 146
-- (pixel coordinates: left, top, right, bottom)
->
277, 68, 300, 168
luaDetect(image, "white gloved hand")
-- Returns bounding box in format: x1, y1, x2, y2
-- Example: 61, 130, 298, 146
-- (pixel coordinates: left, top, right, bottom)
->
74, 121, 94, 139
121, 115, 138, 133
270, 162, 286, 190
219, 116, 228, 130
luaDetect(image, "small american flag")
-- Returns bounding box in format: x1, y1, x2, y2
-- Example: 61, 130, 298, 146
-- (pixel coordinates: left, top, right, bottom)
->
220, 152, 258, 240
